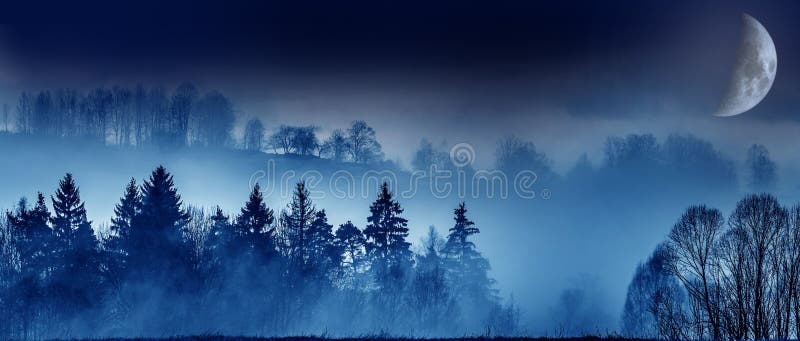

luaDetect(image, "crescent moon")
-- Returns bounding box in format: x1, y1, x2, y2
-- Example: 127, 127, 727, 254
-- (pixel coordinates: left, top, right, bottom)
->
714, 14, 777, 117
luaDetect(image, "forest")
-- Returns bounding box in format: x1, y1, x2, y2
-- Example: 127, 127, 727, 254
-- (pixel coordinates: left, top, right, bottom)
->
0, 167, 519, 339
0, 83, 790, 340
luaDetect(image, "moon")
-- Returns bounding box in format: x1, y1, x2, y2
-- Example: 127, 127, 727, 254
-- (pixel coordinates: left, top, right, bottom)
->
714, 14, 777, 117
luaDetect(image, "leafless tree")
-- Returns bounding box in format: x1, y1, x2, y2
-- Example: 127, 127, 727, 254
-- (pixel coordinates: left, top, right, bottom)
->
666, 205, 724, 339
728, 193, 786, 339
243, 118, 266, 152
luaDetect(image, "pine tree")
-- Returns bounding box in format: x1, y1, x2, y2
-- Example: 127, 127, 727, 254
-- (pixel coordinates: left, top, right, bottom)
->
50, 173, 88, 244
280, 181, 316, 272
410, 226, 453, 333
110, 178, 140, 242
206, 206, 232, 262
307, 209, 336, 278
7, 194, 52, 278
129, 166, 191, 283
334, 221, 366, 288
363, 182, 412, 289
105, 178, 141, 286
234, 184, 276, 261
442, 202, 496, 322
49, 174, 101, 311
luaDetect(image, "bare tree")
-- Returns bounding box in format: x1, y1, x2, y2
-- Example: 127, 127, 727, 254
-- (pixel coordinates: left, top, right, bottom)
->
716, 226, 751, 339
347, 120, 382, 163
728, 193, 786, 339
320, 129, 351, 162
291, 126, 318, 156
666, 205, 724, 339
745, 144, 777, 191
243, 118, 265, 152
269, 125, 295, 154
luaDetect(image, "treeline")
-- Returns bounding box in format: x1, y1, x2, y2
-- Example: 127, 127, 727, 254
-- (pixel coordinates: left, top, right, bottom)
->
412, 133, 777, 193
0, 168, 517, 339
5, 84, 386, 164
623, 193, 800, 340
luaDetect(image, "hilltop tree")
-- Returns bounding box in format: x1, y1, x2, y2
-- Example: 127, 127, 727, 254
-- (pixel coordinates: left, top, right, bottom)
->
269, 125, 296, 154
243, 118, 265, 152
189, 91, 235, 148
745, 144, 777, 191
320, 129, 351, 162
291, 126, 319, 156
496, 135, 555, 181
347, 120, 383, 163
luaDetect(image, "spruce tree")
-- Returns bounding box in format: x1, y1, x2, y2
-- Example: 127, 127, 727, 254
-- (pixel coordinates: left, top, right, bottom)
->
280, 181, 316, 271
50, 173, 99, 283
363, 182, 412, 289
442, 202, 496, 320
129, 166, 191, 283
110, 178, 140, 242
105, 178, 141, 284
206, 206, 232, 264
307, 209, 336, 277
234, 184, 276, 261
51, 173, 88, 244
7, 194, 52, 278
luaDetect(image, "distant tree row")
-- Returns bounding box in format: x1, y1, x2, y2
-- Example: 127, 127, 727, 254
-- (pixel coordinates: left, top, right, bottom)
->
10, 84, 234, 149
4, 85, 386, 164
0, 168, 517, 338
248, 120, 383, 164
409, 133, 774, 191
623, 193, 800, 340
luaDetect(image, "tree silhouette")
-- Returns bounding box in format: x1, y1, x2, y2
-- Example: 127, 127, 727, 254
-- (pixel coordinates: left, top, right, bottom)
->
364, 182, 412, 290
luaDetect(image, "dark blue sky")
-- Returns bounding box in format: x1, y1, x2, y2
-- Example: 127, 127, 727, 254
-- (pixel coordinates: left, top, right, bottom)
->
3, 1, 797, 115
1, 0, 799, 169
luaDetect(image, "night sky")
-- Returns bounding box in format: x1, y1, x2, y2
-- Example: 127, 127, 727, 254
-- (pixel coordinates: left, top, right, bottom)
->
1, 0, 799, 168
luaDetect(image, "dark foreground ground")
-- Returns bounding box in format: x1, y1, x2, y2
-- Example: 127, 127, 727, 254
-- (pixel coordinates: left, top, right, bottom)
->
63, 337, 643, 341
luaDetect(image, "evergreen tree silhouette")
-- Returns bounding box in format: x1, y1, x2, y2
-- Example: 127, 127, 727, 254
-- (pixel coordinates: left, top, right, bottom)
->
110, 178, 140, 243
308, 209, 337, 278
334, 221, 366, 287
206, 206, 232, 267
281, 181, 316, 274
364, 182, 412, 290
49, 173, 101, 312
443, 202, 496, 322
105, 178, 141, 287
234, 184, 276, 262
129, 166, 191, 286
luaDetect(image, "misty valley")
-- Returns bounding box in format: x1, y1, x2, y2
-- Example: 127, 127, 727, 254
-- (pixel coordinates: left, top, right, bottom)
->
1, 2, 799, 340
0, 83, 791, 340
